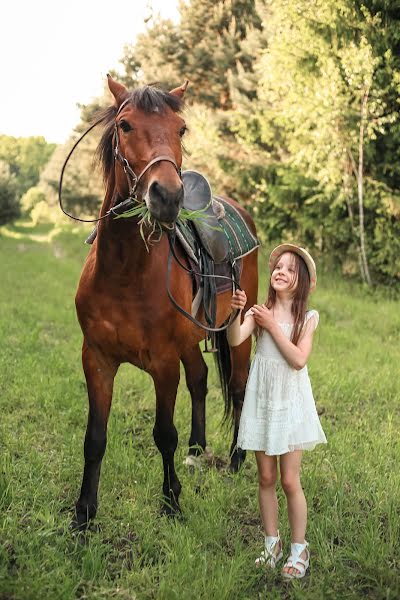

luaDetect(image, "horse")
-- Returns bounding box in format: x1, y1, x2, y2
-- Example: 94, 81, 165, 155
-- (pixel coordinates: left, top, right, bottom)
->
72, 75, 258, 530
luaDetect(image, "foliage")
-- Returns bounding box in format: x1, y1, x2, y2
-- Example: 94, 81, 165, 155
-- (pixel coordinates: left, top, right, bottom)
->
40, 133, 104, 220
0, 135, 56, 198
117, 0, 261, 108
231, 0, 400, 283
0, 160, 19, 224
33, 0, 400, 285
20, 186, 47, 215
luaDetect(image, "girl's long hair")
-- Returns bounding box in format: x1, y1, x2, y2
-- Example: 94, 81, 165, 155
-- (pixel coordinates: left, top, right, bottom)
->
266, 252, 311, 346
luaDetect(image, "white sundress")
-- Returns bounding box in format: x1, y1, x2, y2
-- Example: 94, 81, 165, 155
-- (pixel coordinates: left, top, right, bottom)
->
237, 310, 327, 456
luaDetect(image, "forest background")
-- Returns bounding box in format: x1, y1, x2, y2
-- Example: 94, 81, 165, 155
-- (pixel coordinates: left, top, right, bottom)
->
1, 0, 400, 286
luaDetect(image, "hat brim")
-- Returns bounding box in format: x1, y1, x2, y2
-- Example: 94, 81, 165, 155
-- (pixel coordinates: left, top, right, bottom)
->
269, 244, 317, 292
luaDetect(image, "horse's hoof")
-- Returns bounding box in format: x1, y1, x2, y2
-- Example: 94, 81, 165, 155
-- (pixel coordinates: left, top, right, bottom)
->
229, 450, 246, 473
70, 517, 87, 533
70, 511, 98, 534
160, 499, 183, 519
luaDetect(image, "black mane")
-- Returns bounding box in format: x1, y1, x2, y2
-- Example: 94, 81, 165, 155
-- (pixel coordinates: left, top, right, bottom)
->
96, 86, 183, 179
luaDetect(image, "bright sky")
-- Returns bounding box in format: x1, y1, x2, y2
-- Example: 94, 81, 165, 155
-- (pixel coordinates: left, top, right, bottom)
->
1, 0, 180, 144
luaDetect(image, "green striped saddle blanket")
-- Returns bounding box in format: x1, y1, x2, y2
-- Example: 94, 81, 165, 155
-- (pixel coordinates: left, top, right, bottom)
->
176, 196, 259, 266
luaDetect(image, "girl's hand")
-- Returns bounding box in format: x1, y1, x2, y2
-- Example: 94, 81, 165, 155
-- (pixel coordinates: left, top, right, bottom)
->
231, 289, 247, 311
251, 304, 275, 331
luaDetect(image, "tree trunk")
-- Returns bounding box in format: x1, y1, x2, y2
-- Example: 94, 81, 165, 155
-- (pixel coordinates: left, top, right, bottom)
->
357, 89, 372, 285
346, 87, 372, 285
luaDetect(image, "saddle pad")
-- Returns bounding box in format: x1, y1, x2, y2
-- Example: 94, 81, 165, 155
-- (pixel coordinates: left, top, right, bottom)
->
215, 197, 260, 259
176, 196, 259, 263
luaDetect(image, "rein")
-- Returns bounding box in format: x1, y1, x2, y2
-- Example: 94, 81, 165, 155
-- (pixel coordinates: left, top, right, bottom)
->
166, 231, 241, 333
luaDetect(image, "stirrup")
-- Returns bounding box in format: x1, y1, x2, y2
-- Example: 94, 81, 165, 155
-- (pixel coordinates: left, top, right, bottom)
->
255, 531, 283, 568
282, 541, 310, 579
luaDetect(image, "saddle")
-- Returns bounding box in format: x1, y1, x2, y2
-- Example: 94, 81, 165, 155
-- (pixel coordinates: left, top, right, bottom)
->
176, 172, 259, 339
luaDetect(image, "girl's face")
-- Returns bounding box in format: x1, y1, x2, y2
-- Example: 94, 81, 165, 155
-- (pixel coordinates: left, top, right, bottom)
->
271, 252, 298, 294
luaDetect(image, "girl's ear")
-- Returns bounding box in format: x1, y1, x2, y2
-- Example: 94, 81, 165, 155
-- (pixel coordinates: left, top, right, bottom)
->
107, 74, 129, 107
170, 80, 189, 98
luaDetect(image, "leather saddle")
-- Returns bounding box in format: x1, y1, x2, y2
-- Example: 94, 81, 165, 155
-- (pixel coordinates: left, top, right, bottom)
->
181, 170, 229, 264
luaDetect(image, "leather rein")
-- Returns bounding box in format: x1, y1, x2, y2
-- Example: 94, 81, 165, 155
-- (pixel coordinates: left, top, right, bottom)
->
58, 100, 240, 333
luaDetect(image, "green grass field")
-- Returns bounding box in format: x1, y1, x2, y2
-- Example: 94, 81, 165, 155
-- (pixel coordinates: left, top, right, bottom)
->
1, 223, 399, 599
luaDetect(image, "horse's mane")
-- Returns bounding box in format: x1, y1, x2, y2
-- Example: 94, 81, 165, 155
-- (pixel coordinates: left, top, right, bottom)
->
95, 86, 183, 180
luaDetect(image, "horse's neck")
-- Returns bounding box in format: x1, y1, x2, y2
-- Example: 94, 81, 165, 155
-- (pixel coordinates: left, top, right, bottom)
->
94, 185, 157, 278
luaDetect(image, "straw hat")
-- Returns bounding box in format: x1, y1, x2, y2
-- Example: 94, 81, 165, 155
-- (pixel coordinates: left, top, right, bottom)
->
269, 243, 317, 292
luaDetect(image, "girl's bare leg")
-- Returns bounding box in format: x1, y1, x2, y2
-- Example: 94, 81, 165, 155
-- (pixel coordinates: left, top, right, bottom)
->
255, 452, 279, 537
280, 450, 308, 575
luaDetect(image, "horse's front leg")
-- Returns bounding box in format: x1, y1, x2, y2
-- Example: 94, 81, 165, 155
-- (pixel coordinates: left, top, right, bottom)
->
181, 345, 208, 458
151, 358, 182, 515
73, 342, 119, 530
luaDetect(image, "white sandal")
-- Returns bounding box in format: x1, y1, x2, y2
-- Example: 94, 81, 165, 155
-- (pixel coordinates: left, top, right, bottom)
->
282, 541, 310, 579
255, 531, 283, 568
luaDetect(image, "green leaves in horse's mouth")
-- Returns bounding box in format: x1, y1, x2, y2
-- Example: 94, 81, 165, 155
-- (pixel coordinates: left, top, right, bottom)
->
113, 202, 222, 251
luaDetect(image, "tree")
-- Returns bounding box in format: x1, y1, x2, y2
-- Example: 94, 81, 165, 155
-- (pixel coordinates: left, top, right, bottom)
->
117, 0, 261, 108
40, 132, 104, 220
0, 136, 56, 199
0, 160, 19, 224
245, 0, 400, 283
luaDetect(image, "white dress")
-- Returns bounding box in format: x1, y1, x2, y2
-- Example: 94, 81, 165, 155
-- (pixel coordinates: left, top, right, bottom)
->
237, 310, 327, 456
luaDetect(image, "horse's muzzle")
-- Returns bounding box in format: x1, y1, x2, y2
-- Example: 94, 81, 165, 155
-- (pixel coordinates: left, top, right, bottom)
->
148, 181, 184, 223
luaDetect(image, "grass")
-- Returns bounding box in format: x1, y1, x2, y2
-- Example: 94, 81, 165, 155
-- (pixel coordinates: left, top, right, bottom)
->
0, 222, 399, 599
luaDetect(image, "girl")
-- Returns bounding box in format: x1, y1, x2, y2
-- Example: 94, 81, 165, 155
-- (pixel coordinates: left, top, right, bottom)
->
227, 243, 326, 579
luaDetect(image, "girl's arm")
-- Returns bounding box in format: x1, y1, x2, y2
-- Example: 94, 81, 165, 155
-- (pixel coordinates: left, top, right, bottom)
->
251, 305, 317, 369
227, 290, 257, 347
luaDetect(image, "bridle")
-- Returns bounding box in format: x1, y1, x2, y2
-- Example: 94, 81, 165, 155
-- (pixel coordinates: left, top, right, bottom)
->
58, 98, 181, 223
113, 97, 181, 202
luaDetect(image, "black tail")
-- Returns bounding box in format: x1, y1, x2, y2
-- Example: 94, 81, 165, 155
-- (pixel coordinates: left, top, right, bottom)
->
214, 331, 233, 423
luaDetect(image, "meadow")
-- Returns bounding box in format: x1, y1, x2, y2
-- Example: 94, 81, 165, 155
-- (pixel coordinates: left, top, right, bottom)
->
0, 223, 399, 600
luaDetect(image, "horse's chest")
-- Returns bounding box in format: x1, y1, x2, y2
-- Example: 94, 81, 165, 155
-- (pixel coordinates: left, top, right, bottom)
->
81, 305, 165, 369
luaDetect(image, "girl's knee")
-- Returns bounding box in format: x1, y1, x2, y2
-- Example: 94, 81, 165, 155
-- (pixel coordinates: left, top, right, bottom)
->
280, 474, 301, 495
258, 469, 278, 489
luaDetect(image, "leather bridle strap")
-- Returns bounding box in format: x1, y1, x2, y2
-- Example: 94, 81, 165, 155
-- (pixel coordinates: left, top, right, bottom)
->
166, 231, 241, 333
113, 120, 180, 199
113, 126, 180, 200
58, 110, 181, 223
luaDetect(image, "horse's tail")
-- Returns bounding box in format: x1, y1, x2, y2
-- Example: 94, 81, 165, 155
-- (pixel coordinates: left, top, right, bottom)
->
214, 331, 233, 424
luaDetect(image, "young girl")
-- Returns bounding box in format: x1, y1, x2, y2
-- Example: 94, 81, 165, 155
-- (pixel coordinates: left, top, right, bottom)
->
227, 243, 326, 579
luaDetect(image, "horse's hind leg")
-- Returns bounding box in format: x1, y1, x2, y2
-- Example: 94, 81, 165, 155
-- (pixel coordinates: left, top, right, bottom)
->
73, 342, 118, 531
228, 338, 252, 472
151, 357, 182, 515
181, 345, 208, 458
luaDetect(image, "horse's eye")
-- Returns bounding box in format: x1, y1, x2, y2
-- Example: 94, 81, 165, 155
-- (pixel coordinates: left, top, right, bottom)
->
119, 120, 132, 133
179, 125, 187, 137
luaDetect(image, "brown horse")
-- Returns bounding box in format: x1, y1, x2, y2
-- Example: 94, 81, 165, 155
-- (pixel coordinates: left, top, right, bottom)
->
73, 75, 258, 529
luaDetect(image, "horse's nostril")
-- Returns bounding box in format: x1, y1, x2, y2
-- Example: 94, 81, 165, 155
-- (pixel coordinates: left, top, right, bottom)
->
149, 180, 183, 205
150, 180, 160, 197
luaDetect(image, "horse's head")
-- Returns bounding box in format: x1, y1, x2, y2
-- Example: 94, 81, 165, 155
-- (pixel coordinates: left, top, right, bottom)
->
103, 75, 188, 224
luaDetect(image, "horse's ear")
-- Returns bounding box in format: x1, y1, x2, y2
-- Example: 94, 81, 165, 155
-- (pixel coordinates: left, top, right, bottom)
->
107, 74, 129, 107
170, 80, 189, 98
